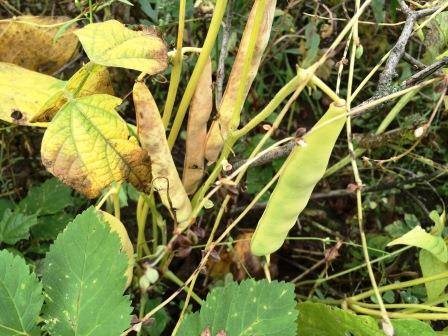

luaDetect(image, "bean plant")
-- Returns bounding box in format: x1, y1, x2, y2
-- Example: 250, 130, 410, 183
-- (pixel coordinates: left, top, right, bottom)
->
0, 0, 447, 335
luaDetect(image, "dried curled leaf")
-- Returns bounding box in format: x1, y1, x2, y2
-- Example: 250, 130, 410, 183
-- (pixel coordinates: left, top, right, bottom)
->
0, 62, 65, 125
0, 16, 78, 74
183, 58, 213, 194
41, 94, 151, 198
205, 0, 277, 163
133, 81, 192, 229
32, 62, 114, 122
99, 211, 134, 289
75, 20, 168, 73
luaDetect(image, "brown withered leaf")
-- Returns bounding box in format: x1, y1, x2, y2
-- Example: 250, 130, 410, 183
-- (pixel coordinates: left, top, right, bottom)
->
41, 94, 151, 198
204, 0, 277, 162
0, 16, 78, 74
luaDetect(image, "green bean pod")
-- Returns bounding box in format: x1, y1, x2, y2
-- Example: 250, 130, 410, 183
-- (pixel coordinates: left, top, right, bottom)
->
250, 102, 347, 256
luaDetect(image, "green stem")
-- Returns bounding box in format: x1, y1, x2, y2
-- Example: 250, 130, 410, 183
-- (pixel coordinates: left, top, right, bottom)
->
164, 269, 203, 305
167, 0, 228, 148
350, 303, 448, 320
137, 194, 151, 258
162, 0, 186, 127
349, 271, 448, 302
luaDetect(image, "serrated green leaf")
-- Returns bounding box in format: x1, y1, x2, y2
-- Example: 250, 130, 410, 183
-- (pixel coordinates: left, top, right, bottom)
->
419, 249, 448, 301
0, 249, 43, 335
387, 226, 448, 262
74, 20, 168, 73
178, 279, 297, 336
297, 302, 383, 336
423, 12, 448, 63
41, 94, 151, 199
42, 207, 132, 336
18, 178, 73, 216
31, 212, 74, 241
0, 209, 37, 245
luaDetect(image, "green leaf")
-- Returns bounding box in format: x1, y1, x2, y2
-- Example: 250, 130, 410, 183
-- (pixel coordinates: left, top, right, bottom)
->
0, 249, 43, 335
41, 94, 151, 199
74, 20, 168, 73
143, 299, 171, 336
178, 279, 297, 336
42, 207, 132, 336
297, 302, 383, 336
302, 22, 320, 68
419, 249, 448, 301
429, 210, 446, 236
0, 209, 37, 245
371, 0, 385, 23
387, 226, 448, 262
31, 212, 74, 241
18, 178, 73, 216
0, 198, 13, 216
393, 319, 437, 336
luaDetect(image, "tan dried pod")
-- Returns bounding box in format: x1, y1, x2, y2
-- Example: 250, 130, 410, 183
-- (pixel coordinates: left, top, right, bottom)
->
182, 58, 213, 194
204, 0, 277, 163
133, 81, 192, 228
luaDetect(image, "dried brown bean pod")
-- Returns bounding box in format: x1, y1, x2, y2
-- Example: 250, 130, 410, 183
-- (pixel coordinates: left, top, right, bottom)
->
183, 58, 213, 194
204, 0, 277, 163
133, 81, 192, 228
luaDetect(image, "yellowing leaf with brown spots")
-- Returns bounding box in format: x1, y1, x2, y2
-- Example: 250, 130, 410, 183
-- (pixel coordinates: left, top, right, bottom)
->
41, 94, 151, 198
133, 81, 192, 230
0, 16, 78, 74
99, 211, 134, 289
0, 62, 65, 126
75, 20, 168, 73
32, 62, 114, 122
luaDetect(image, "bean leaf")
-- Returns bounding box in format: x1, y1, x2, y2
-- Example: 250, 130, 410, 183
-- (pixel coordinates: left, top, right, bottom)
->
41, 94, 151, 198
387, 226, 448, 263
0, 250, 43, 335
419, 249, 448, 301
0, 16, 78, 74
75, 20, 168, 73
0, 62, 65, 125
42, 207, 132, 335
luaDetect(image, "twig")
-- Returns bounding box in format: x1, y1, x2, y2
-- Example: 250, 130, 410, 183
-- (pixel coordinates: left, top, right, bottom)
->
376, 1, 439, 95
231, 140, 296, 171
215, 0, 233, 108
403, 56, 448, 87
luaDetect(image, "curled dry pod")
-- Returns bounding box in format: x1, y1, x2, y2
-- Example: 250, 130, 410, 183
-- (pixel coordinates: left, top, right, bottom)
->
133, 81, 192, 229
183, 58, 213, 194
204, 0, 277, 163
250, 102, 347, 256
98, 210, 134, 289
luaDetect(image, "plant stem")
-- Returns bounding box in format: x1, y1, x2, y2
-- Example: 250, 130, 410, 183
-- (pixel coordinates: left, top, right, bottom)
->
162, 0, 186, 127
164, 269, 203, 305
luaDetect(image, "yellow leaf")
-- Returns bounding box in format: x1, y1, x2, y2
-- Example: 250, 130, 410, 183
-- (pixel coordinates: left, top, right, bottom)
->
0, 62, 65, 126
75, 20, 168, 74
183, 58, 213, 194
99, 210, 134, 289
0, 16, 78, 74
41, 94, 151, 198
133, 82, 192, 229
32, 62, 114, 122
